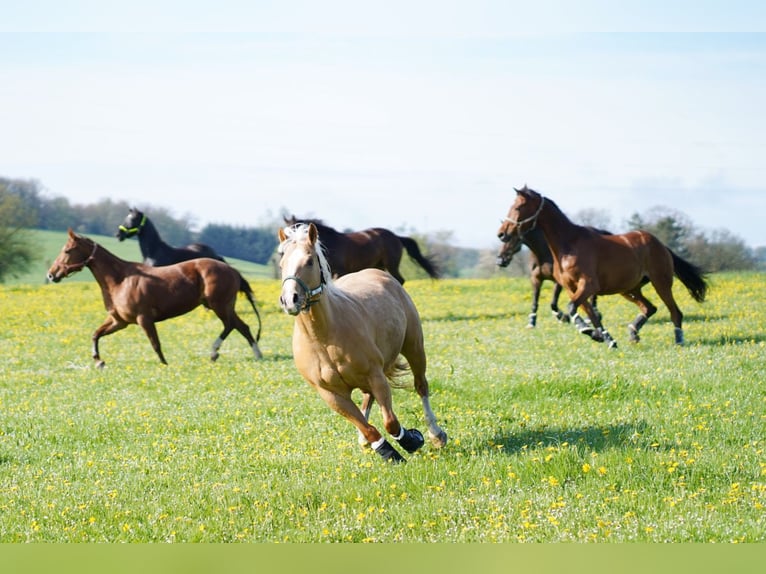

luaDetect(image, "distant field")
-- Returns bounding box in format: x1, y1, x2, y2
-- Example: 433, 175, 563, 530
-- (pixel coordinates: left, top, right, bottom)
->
0, 270, 764, 542
7, 229, 274, 285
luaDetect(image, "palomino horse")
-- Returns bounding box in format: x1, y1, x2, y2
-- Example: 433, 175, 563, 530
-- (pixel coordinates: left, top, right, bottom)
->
283, 216, 440, 284
497, 186, 709, 347
47, 229, 262, 367
116, 208, 224, 266
277, 223, 448, 463
496, 225, 601, 328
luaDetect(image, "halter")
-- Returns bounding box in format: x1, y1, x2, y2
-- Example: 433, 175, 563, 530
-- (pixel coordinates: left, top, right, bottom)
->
61, 241, 99, 277
502, 196, 545, 236
281, 271, 325, 311
118, 214, 147, 236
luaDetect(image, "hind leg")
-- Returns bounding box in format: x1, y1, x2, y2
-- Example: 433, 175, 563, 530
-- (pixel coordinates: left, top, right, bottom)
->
528, 275, 542, 328
401, 336, 448, 448
357, 392, 374, 448
622, 289, 658, 343
651, 280, 685, 345
231, 314, 262, 359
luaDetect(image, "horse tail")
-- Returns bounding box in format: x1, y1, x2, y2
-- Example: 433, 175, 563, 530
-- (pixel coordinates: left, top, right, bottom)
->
397, 236, 441, 279
237, 272, 262, 342
670, 250, 709, 303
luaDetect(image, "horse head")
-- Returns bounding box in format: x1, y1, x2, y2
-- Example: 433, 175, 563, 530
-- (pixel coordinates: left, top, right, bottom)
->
47, 229, 98, 283
497, 185, 545, 244
277, 223, 328, 315
116, 208, 146, 241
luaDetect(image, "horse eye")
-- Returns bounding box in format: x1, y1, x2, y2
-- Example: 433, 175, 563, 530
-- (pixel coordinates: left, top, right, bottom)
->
307, 257, 314, 267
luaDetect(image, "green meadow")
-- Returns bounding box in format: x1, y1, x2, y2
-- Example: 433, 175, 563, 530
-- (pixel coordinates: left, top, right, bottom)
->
1, 245, 764, 541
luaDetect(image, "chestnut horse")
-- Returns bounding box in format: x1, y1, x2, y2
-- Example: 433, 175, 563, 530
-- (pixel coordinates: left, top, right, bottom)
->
497, 187, 709, 347
116, 208, 224, 266
47, 229, 262, 367
283, 216, 440, 284
496, 225, 602, 328
277, 223, 447, 463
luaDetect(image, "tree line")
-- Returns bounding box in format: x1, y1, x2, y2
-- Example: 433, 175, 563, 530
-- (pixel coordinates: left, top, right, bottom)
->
0, 176, 763, 283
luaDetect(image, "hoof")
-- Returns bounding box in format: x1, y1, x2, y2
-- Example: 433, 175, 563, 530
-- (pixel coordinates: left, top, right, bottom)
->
397, 428, 425, 454
210, 352, 220, 362
607, 339, 618, 349
95, 360, 106, 370
628, 326, 640, 343
428, 429, 448, 448
525, 323, 536, 329
374, 440, 406, 463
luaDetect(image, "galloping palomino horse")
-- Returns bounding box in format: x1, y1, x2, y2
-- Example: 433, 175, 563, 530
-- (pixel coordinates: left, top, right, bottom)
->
496, 225, 603, 328
116, 208, 224, 266
47, 229, 262, 367
497, 186, 709, 347
277, 223, 448, 463
283, 216, 440, 284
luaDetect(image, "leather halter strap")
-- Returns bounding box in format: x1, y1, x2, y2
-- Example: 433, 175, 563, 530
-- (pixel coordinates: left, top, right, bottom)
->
61, 241, 99, 276
502, 196, 545, 236
281, 274, 325, 311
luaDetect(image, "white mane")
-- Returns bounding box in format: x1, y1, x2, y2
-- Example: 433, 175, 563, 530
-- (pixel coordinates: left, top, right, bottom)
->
279, 224, 334, 285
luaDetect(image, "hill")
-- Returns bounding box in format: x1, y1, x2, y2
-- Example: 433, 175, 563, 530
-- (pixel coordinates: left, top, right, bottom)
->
6, 229, 274, 286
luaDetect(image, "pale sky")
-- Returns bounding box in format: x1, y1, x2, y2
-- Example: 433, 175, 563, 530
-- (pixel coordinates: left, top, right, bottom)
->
2, 2, 765, 248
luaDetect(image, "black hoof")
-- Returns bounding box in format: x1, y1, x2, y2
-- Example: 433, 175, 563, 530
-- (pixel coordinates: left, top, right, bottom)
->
374, 439, 406, 463
397, 428, 425, 454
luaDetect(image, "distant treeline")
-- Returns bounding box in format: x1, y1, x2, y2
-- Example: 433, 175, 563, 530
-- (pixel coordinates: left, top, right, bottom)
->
3, 178, 278, 264
2, 177, 764, 280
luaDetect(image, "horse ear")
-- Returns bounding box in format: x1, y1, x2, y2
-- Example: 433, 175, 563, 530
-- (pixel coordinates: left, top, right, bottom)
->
308, 222, 318, 244
68, 228, 76, 239
278, 227, 287, 242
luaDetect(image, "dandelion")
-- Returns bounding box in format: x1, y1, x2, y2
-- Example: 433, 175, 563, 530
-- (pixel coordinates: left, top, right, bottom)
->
582, 463, 592, 473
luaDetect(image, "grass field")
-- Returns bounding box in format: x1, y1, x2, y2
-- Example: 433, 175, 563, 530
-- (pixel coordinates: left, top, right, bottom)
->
0, 266, 764, 542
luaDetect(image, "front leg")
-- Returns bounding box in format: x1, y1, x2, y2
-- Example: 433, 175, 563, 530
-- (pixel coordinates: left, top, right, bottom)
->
137, 315, 168, 365
357, 392, 375, 448
92, 316, 128, 369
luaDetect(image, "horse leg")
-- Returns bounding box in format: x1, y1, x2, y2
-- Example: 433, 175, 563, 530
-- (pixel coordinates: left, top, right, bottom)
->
622, 289, 658, 343
316, 386, 405, 463
231, 313, 263, 359
580, 299, 617, 349
651, 280, 686, 345
91, 316, 128, 369
550, 281, 568, 322
401, 339, 448, 448
357, 392, 375, 448
528, 275, 541, 328
136, 315, 168, 365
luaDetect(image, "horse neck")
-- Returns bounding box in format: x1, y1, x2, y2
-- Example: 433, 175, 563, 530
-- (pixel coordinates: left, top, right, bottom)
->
293, 284, 341, 340
85, 244, 131, 292
535, 199, 580, 259
137, 218, 172, 259
523, 227, 553, 264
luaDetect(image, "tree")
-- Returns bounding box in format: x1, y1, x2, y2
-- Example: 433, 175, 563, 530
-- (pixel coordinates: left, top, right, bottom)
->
0, 182, 37, 282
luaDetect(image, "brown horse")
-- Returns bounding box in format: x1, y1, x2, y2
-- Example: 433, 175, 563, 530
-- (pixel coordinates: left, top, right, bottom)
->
277, 223, 447, 463
497, 186, 709, 347
47, 229, 262, 367
496, 225, 602, 328
283, 216, 440, 284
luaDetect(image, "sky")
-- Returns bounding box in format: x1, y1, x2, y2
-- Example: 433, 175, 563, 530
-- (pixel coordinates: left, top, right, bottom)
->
2, 2, 766, 249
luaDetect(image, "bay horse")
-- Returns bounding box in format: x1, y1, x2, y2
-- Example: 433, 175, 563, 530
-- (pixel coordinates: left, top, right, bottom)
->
283, 216, 440, 284
497, 186, 709, 347
496, 225, 602, 328
116, 208, 224, 266
277, 223, 448, 463
47, 229, 263, 367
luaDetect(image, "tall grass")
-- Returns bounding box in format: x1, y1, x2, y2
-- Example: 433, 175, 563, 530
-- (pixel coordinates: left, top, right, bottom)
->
0, 272, 763, 542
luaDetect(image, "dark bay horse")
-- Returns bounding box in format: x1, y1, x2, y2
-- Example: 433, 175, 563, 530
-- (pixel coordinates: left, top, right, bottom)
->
497, 186, 709, 347
116, 208, 224, 266
496, 225, 601, 328
278, 223, 447, 463
48, 229, 262, 367
283, 216, 440, 284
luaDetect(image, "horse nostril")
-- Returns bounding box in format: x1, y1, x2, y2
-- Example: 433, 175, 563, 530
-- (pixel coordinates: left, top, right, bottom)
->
291, 293, 298, 304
